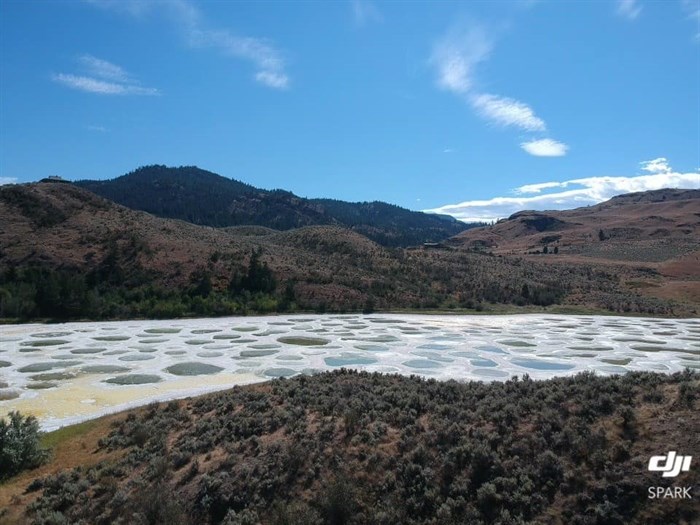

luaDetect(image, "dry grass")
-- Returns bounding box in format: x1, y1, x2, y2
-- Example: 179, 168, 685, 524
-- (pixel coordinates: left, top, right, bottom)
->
0, 414, 126, 525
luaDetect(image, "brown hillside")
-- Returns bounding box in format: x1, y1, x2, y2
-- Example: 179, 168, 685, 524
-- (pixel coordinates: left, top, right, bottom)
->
449, 189, 700, 306
1, 182, 697, 315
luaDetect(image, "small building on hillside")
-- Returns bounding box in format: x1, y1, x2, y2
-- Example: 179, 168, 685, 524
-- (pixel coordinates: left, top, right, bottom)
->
41, 175, 69, 183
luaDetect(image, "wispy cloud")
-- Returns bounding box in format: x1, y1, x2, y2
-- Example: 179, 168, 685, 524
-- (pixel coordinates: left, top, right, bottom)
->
616, 0, 642, 20
85, 0, 290, 89
424, 158, 700, 222
53, 54, 159, 96
681, 0, 700, 41
431, 25, 492, 95
352, 0, 383, 26
52, 72, 158, 96
189, 30, 289, 89
471, 94, 546, 132
520, 138, 568, 157
430, 22, 567, 155
87, 124, 108, 132
79, 54, 131, 82
0, 177, 18, 186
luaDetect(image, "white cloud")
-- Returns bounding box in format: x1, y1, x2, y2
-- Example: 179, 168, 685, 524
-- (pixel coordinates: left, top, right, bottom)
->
352, 0, 383, 26
471, 94, 546, 132
0, 177, 18, 185
521, 138, 568, 156
431, 25, 492, 94
515, 181, 566, 194
443, 148, 455, 153
87, 124, 108, 132
423, 158, 700, 222
430, 23, 565, 154
640, 157, 672, 173
85, 0, 290, 90
616, 0, 642, 20
189, 30, 289, 89
52, 72, 159, 96
79, 54, 131, 82
255, 71, 289, 90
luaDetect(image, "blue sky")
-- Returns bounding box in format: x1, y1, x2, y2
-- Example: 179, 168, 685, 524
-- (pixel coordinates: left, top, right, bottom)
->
1, 0, 699, 221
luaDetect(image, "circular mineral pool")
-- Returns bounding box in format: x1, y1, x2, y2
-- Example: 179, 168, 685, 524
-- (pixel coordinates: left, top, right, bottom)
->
30, 332, 72, 338
497, 340, 537, 348
403, 359, 443, 369
324, 354, 378, 366
239, 349, 279, 357
144, 328, 181, 334
511, 358, 575, 371
354, 344, 389, 352
27, 382, 58, 390
197, 351, 224, 358
81, 365, 132, 374
70, 348, 106, 354
470, 359, 498, 367
0, 390, 21, 400
471, 368, 509, 378
18, 361, 81, 373
165, 362, 224, 376
118, 354, 156, 361
104, 374, 163, 385
264, 368, 298, 378
29, 372, 76, 381
278, 336, 330, 346
20, 339, 70, 347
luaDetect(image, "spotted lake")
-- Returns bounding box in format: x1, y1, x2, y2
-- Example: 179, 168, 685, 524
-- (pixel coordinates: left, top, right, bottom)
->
1, 314, 699, 430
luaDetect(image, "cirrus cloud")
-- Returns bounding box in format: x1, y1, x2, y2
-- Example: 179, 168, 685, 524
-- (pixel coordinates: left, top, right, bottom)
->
85, 0, 290, 90
472, 94, 547, 132
52, 55, 159, 96
430, 22, 567, 155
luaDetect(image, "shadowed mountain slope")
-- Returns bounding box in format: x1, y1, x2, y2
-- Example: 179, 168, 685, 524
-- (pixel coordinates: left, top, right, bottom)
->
75, 165, 474, 247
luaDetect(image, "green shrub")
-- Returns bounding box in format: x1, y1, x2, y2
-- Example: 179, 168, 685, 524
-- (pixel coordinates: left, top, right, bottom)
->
0, 411, 49, 480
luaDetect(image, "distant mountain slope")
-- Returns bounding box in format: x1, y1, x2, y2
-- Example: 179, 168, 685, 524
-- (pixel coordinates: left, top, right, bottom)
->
75, 165, 474, 247
450, 189, 700, 261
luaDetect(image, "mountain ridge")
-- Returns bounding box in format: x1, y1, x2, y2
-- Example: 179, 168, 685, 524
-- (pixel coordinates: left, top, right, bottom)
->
74, 165, 476, 247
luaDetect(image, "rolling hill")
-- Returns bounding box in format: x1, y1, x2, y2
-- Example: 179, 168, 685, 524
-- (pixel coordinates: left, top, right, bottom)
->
450, 188, 699, 257
0, 181, 696, 320
75, 165, 475, 247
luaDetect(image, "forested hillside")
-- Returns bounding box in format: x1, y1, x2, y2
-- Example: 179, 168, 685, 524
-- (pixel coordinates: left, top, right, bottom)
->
75, 166, 474, 247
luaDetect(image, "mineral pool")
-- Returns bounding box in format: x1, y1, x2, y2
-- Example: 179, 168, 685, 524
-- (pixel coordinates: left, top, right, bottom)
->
1, 314, 698, 430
